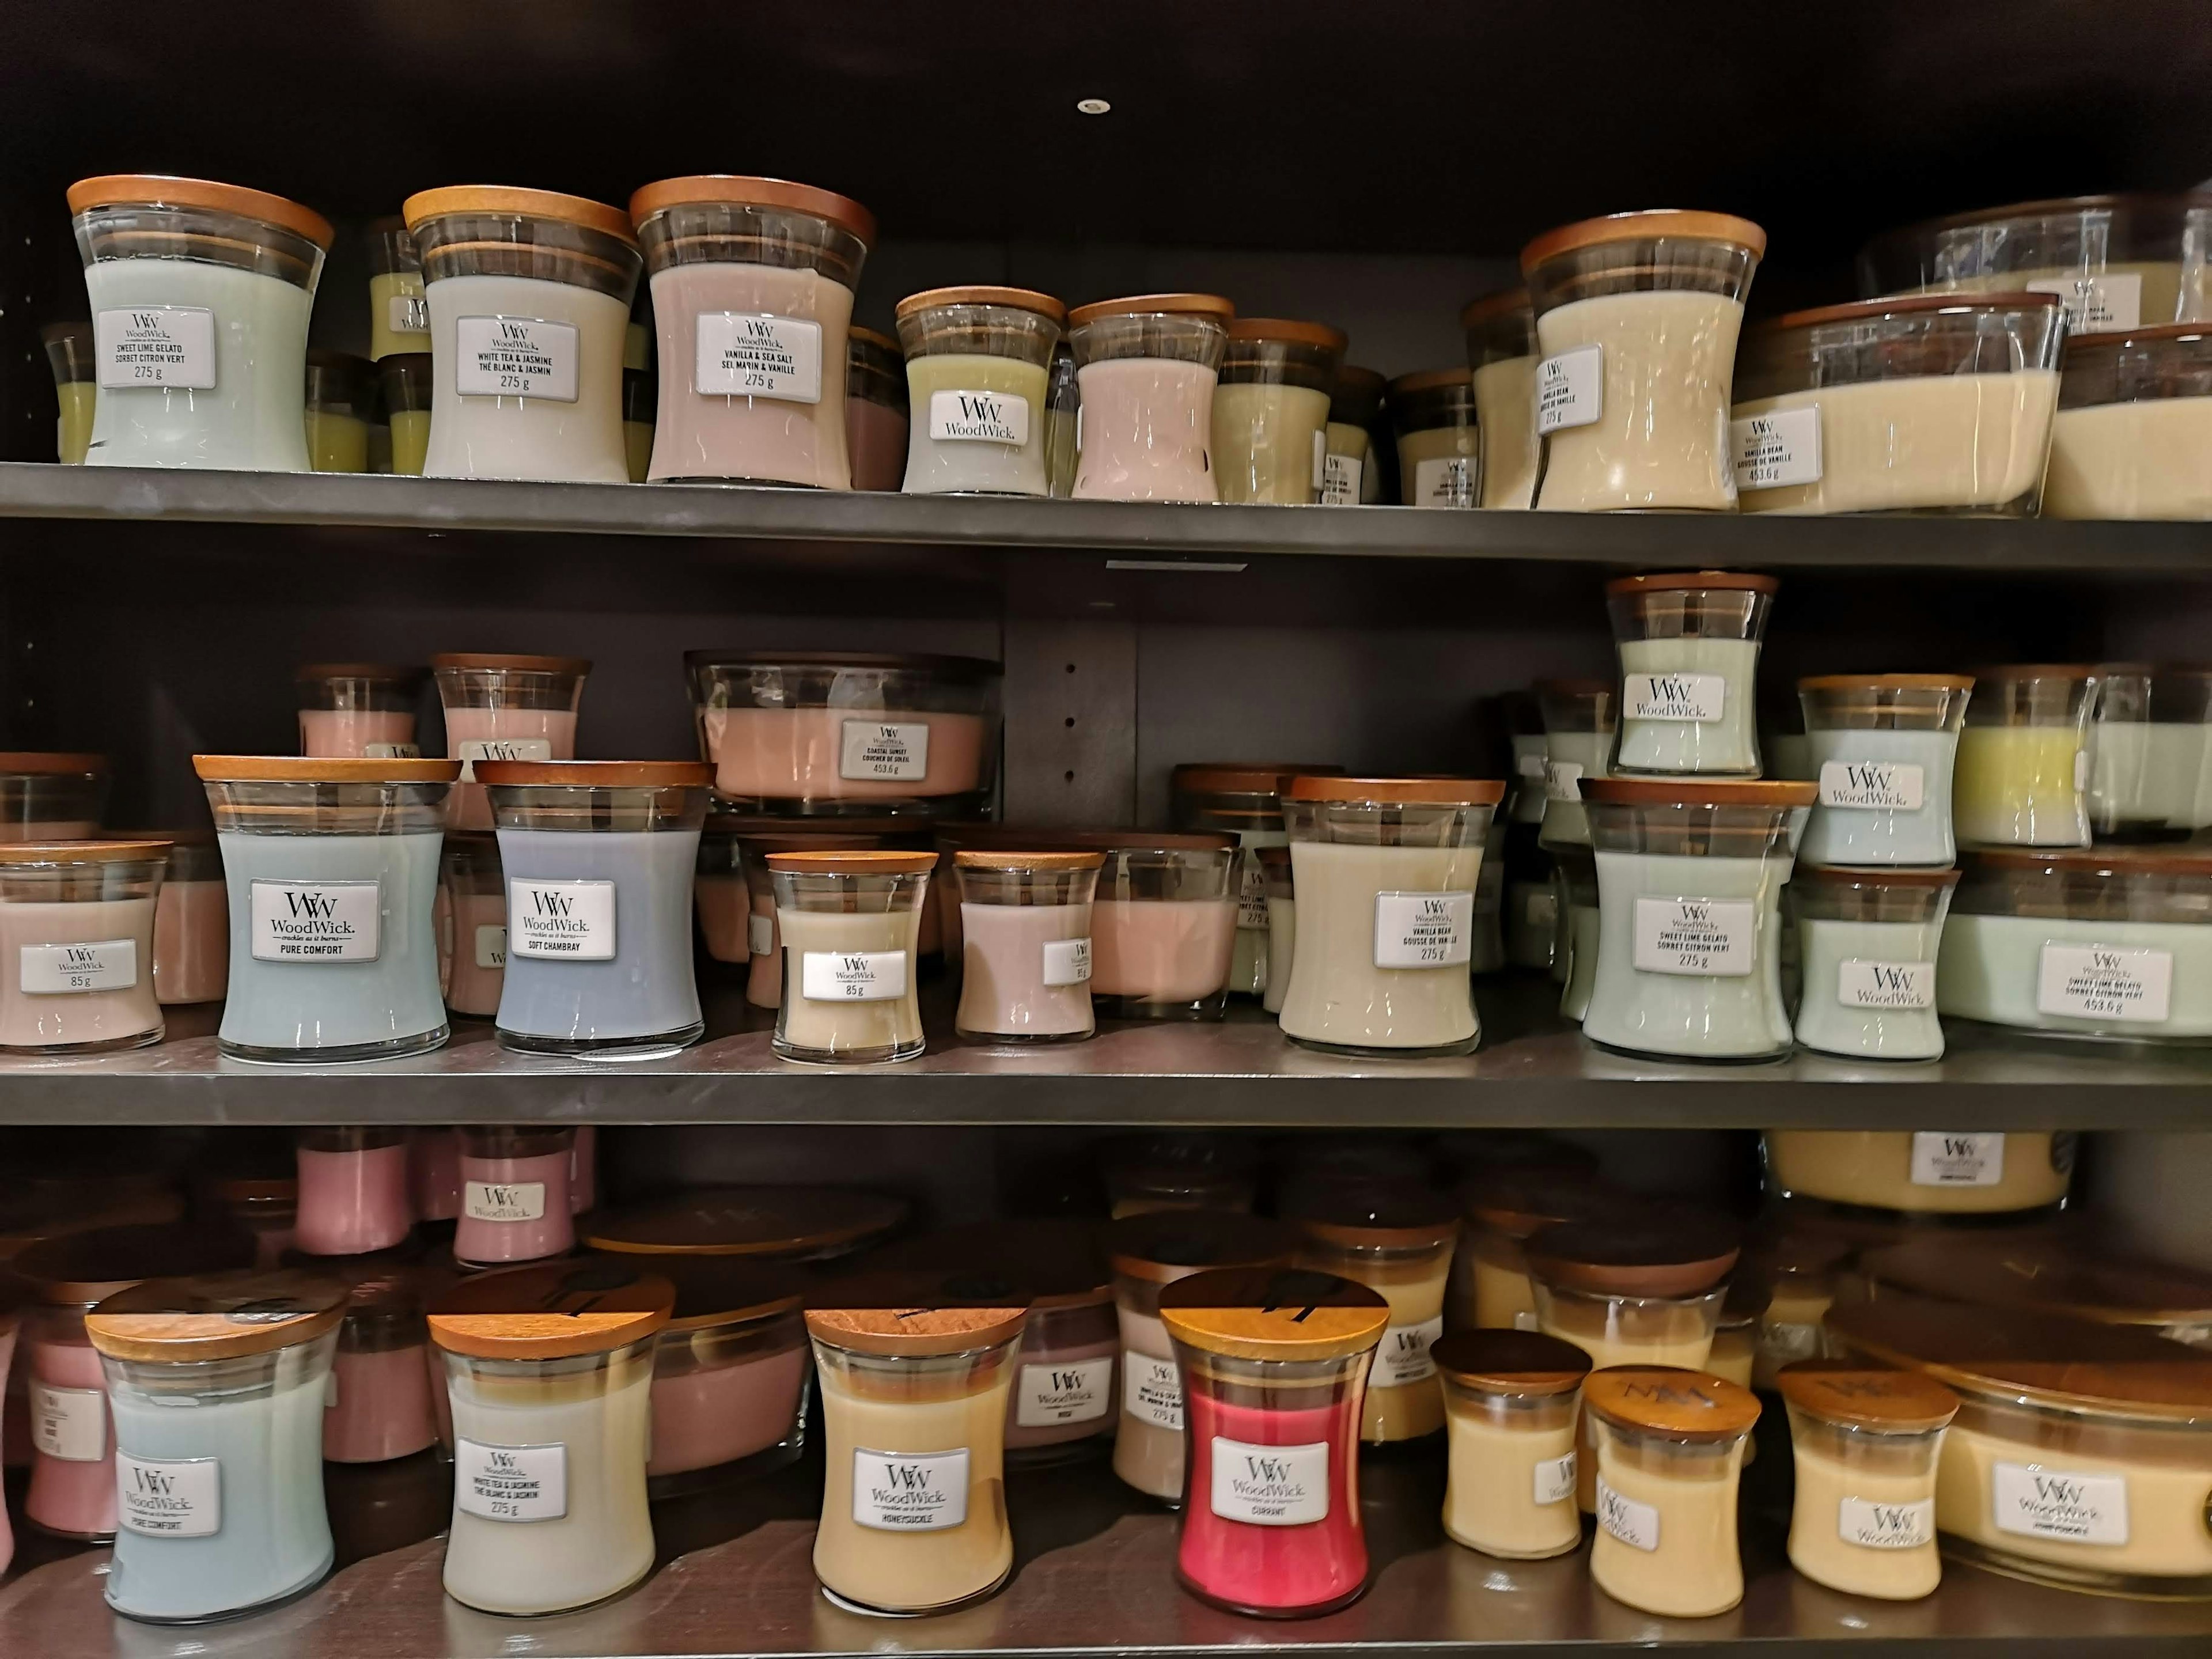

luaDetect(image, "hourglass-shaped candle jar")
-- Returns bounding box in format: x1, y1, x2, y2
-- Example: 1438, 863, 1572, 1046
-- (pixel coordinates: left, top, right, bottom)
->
769, 850, 935, 1063
1607, 573, 1778, 777
296, 664, 424, 760
954, 850, 1103, 1043
896, 286, 1065, 497
1069, 294, 1234, 502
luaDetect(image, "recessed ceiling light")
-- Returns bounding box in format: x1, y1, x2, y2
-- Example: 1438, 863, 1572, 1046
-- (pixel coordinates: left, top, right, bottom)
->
1076, 97, 1111, 115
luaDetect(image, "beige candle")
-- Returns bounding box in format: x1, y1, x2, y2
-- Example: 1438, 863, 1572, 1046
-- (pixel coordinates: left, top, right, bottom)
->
1779, 1363, 1958, 1601
768, 850, 933, 1065
1762, 1130, 2073, 1215
1585, 1368, 1760, 1619
1434, 1330, 1590, 1559
1293, 1188, 1460, 1443
1451, 1169, 1621, 1333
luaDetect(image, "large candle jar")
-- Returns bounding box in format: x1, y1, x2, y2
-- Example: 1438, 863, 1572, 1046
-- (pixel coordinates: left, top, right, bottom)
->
805, 1271, 1028, 1615
1781, 1361, 1959, 1599
1752, 1234, 1849, 1386
403, 186, 641, 484
378, 352, 434, 475
456, 1126, 575, 1265
955, 850, 1102, 1043
41, 320, 95, 464
623, 340, 656, 482
296, 662, 423, 759
1278, 776, 1505, 1056
1213, 319, 1345, 505
1105, 1209, 1297, 1502
0, 840, 165, 1054
1159, 1267, 1389, 1618
2047, 323, 2212, 518
196, 756, 456, 1062
2088, 665, 2212, 840
586, 1184, 910, 1266
1861, 1231, 2212, 1344
1463, 287, 1540, 507
1290, 1188, 1460, 1444
770, 849, 934, 1063
1068, 293, 1234, 501
1607, 571, 1778, 777
1584, 1367, 1760, 1618
1790, 865, 1959, 1061
1580, 778, 1814, 1062
440, 830, 505, 1016
367, 217, 429, 361
1433, 1329, 1591, 1559
639, 1255, 808, 1490
1522, 209, 1765, 512
740, 830, 885, 1008
295, 1127, 412, 1254
320, 1257, 438, 1465
845, 325, 908, 491
1556, 847, 1601, 1021
1452, 1169, 1621, 1335
303, 349, 373, 473
631, 175, 874, 487
0, 753, 106, 842
429, 1259, 672, 1616
1172, 763, 1331, 1001
1798, 674, 1973, 865
1086, 835, 1239, 1020
1762, 1130, 2074, 1216
1952, 665, 2096, 847
1259, 846, 1294, 1014
895, 286, 1065, 496
69, 175, 331, 471
1321, 364, 1384, 505
1388, 369, 1479, 506
479, 759, 710, 1055
1103, 1135, 1259, 1222
434, 650, 589, 832
1536, 679, 1616, 851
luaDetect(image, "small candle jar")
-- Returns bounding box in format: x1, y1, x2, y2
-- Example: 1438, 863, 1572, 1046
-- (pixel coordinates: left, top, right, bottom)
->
1463, 287, 1540, 507
1103, 1135, 1259, 1222
1790, 865, 1958, 1061
434, 650, 589, 832
738, 830, 885, 1007
403, 186, 641, 484
2047, 323, 2212, 518
295, 1127, 412, 1255
1321, 365, 1384, 505
1535, 680, 1615, 852
896, 286, 1065, 497
1522, 209, 1766, 512
0, 753, 105, 842
1068, 293, 1235, 502
456, 1126, 575, 1265
1279, 776, 1506, 1056
1172, 763, 1331, 1001
321, 1261, 438, 1465
841, 325, 907, 491
296, 662, 424, 760
1580, 778, 1815, 1062
631, 175, 874, 488
1607, 571, 1778, 777
1798, 674, 1973, 865
1762, 1130, 2074, 1215
479, 759, 710, 1055
770, 849, 934, 1063
1452, 1169, 1615, 1334
1159, 1267, 1389, 1618
586, 1183, 908, 1266
407, 1127, 464, 1224
1388, 369, 1479, 506
1259, 846, 1295, 1014
1290, 1188, 1460, 1445
1556, 847, 1601, 1022
197, 756, 456, 1063
70, 175, 332, 472
0, 840, 166, 1054
1433, 1329, 1591, 1559
367, 217, 429, 361
429, 1259, 672, 1616
41, 320, 96, 464
1952, 664, 2096, 847
1087, 835, 1240, 1020
805, 1271, 1029, 1615
302, 348, 372, 473
954, 850, 1102, 1043
1044, 342, 1080, 497
202, 1165, 297, 1268
1778, 1362, 1959, 1599
1584, 1367, 1760, 1618
2088, 665, 2212, 840
378, 352, 434, 475
1213, 319, 1345, 505
440, 830, 505, 1016
1105, 1209, 1296, 1502
642, 1256, 808, 1491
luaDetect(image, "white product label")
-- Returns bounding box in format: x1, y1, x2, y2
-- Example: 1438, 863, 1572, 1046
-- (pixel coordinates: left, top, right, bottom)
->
2025, 272, 2143, 335
1016, 1358, 1113, 1427
2037, 944, 2173, 1024
1412, 454, 1476, 507
1911, 1131, 2005, 1187
1124, 1352, 1183, 1430
1993, 1462, 2128, 1546
1041, 937, 1092, 987
839, 719, 930, 782
456, 1438, 567, 1522
853, 1446, 969, 1531
251, 879, 380, 963
695, 311, 823, 402
18, 938, 138, 995
1533, 1452, 1577, 1506
464, 1180, 546, 1223
456, 737, 554, 783
96, 306, 215, 391
1370, 1316, 1444, 1388
362, 741, 421, 759
474, 924, 507, 969
748, 913, 774, 957
1544, 759, 1586, 802
453, 316, 579, 402
1372, 891, 1474, 969
1838, 959, 1936, 1010
927, 388, 1030, 445
32, 1384, 105, 1462
1839, 1496, 1934, 1550
1633, 897, 1755, 976
1321, 450, 1362, 505
1210, 1437, 1330, 1526
1310, 427, 1327, 490
117, 1453, 220, 1537
387, 292, 430, 336
1535, 344, 1603, 434
506, 878, 617, 961
1819, 760, 1925, 812
1624, 672, 1726, 723
802, 949, 908, 1001
1731, 405, 1823, 490
1596, 1478, 1660, 1551
1237, 858, 1268, 930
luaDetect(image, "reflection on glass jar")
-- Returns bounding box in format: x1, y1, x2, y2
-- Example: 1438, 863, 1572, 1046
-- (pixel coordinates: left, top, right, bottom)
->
1606, 572, 1778, 778
1463, 289, 1540, 509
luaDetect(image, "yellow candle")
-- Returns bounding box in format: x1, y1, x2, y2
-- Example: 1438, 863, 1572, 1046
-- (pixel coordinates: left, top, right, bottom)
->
1953, 726, 2088, 846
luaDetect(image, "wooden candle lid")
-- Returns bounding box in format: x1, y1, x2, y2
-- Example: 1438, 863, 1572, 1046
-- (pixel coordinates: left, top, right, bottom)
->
86, 1270, 347, 1362
1287, 1184, 1461, 1251
67, 175, 334, 249
804, 1270, 1028, 1355
765, 849, 938, 876
1775, 1362, 1960, 1433
428, 1259, 673, 1359
474, 759, 710, 789
1524, 1213, 1741, 1298
585, 1185, 908, 1257
1431, 1329, 1593, 1394
1157, 1267, 1389, 1361
192, 755, 461, 785
1584, 1366, 1760, 1440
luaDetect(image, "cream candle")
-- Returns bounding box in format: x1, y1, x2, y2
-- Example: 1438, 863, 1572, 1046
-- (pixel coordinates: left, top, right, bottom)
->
1952, 665, 2096, 847
845, 325, 908, 491
1291, 1188, 1460, 1444
896, 287, 1065, 496
2047, 323, 2212, 518
367, 218, 429, 361
378, 353, 433, 475
0, 841, 165, 1054
1069, 293, 1233, 501
1585, 1368, 1760, 1618
2086, 666, 2212, 838
1212, 319, 1344, 505
1791, 865, 1959, 1061
1434, 1330, 1590, 1559
1389, 369, 1479, 506
296, 662, 423, 760
1798, 675, 1972, 866
1085, 837, 1239, 1018
736, 830, 887, 1007
1607, 573, 1777, 777
1322, 366, 1384, 505
955, 850, 1101, 1043
1463, 288, 1540, 508
641, 1255, 808, 1487
433, 652, 589, 832
770, 849, 933, 1063
40, 321, 95, 465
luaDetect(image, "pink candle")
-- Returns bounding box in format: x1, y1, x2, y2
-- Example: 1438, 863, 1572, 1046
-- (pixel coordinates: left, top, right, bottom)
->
695, 873, 750, 962
442, 706, 580, 831
408, 1127, 463, 1222
1073, 358, 1221, 502
957, 900, 1094, 1040
151, 877, 227, 1004
325, 1339, 438, 1464
295, 664, 425, 759
299, 708, 418, 759
25, 1332, 115, 1539
649, 1338, 808, 1478
702, 707, 989, 805
445, 888, 506, 1016
0, 891, 163, 1052
1090, 899, 1238, 1003
296, 1131, 414, 1256
454, 1128, 574, 1264
846, 394, 907, 491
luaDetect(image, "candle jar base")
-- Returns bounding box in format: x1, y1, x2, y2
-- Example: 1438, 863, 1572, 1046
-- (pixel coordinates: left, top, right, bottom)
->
819, 1563, 1012, 1620
772, 1032, 926, 1066
1095, 988, 1230, 1022
3, 1024, 164, 1058
1176, 1570, 1369, 1622
1588, 1036, 1789, 1066
497, 1020, 704, 1058
218, 1025, 448, 1066
1937, 1531, 2212, 1603
1289, 1031, 1480, 1060
956, 1025, 1094, 1046
444, 1559, 654, 1619
31, 1518, 116, 1543
108, 1554, 334, 1626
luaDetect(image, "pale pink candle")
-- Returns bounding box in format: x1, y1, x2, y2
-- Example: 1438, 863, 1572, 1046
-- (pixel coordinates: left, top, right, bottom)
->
957, 901, 1094, 1039
455, 1137, 574, 1264
325, 1340, 438, 1463
409, 1127, 463, 1222
25, 1334, 113, 1538
441, 706, 580, 831
702, 706, 988, 804
296, 1134, 413, 1255
299, 708, 418, 759
1090, 898, 1238, 1002
152, 878, 227, 1004
1073, 357, 1220, 502
445, 888, 506, 1016
0, 896, 162, 1051
647, 1340, 808, 1478
696, 873, 751, 962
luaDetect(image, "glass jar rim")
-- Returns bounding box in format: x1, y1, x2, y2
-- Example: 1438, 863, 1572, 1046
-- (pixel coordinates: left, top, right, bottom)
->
69, 173, 334, 249
1521, 209, 1767, 271
895, 285, 1066, 327
628, 175, 875, 245
404, 185, 636, 247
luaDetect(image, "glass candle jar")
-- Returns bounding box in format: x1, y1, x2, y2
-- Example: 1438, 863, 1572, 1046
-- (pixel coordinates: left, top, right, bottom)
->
1103, 1135, 1259, 1222
455, 1126, 575, 1265
894, 286, 1064, 497
1388, 369, 1479, 506
1159, 1267, 1389, 1618
1536, 679, 1616, 851
433, 650, 589, 832
1584, 1367, 1760, 1618
1433, 1329, 1590, 1559
2088, 665, 2212, 840
0, 753, 105, 842
479, 759, 710, 1055
1556, 846, 1601, 1022
1452, 1169, 1619, 1334
440, 830, 505, 1016
1578, 778, 1813, 1060
41, 320, 95, 464
378, 352, 434, 475
1752, 1234, 1849, 1386
1068, 293, 1234, 501
320, 1259, 438, 1465
367, 216, 429, 361
69, 174, 332, 471
1321, 364, 1384, 505
1783, 1362, 1957, 1598
1044, 342, 1080, 496
0, 840, 165, 1054
1213, 319, 1345, 505
770, 849, 934, 1063
1459, 288, 1539, 508
1790, 864, 1959, 1060
1259, 846, 1295, 1014
196, 756, 456, 1062
1731, 294, 2065, 514
1172, 763, 1338, 1001
1952, 665, 2096, 847
630, 175, 874, 487
1085, 835, 1239, 1020
694, 816, 752, 964
639, 1255, 808, 1490
303, 348, 372, 473
1798, 674, 1973, 865
1278, 776, 1505, 1056
296, 662, 424, 760
738, 830, 885, 1007
429, 1259, 672, 1616
846, 325, 908, 491
587, 1184, 909, 1265
206, 1169, 297, 1268
1291, 1188, 1460, 1444
2048, 323, 2212, 518
1709, 1290, 1760, 1393
296, 1127, 412, 1255
1607, 571, 1778, 777
804, 1271, 1028, 1615
403, 186, 641, 484
954, 850, 1102, 1043
1522, 209, 1765, 512
1763, 1130, 2074, 1215
1861, 1231, 2212, 1345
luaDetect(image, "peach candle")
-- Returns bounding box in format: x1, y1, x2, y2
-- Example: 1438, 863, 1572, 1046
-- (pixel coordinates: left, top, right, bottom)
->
296, 663, 423, 759
433, 652, 588, 832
